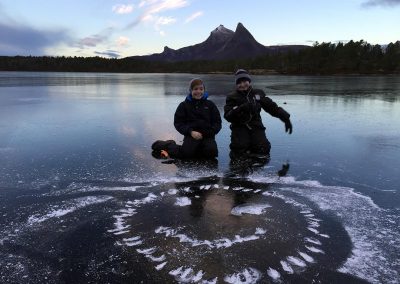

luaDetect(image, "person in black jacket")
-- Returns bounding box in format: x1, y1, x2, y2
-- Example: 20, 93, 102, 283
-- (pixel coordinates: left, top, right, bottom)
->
224, 69, 292, 159
152, 78, 222, 160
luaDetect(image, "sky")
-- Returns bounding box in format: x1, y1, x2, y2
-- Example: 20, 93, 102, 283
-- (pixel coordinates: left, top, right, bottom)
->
0, 0, 399, 58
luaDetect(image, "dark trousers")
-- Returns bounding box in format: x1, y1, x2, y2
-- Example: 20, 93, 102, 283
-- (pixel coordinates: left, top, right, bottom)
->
168, 136, 217, 159
230, 126, 271, 156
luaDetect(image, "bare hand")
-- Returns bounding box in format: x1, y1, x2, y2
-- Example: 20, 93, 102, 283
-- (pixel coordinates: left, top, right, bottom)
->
191, 131, 203, 140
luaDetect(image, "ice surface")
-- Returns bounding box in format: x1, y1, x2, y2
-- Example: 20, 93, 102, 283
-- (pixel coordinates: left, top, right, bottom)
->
253, 176, 400, 284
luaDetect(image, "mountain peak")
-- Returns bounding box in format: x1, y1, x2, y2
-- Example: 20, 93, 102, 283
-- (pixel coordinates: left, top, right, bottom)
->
230, 22, 258, 44
211, 24, 234, 35
236, 22, 245, 29
163, 46, 174, 52
235, 23, 252, 36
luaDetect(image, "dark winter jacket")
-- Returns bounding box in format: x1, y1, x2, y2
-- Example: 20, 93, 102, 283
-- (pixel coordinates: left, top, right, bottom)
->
174, 93, 222, 138
224, 87, 290, 129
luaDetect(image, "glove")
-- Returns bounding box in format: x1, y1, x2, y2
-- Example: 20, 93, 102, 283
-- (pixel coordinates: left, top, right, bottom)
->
238, 102, 252, 112
285, 119, 293, 134
240, 101, 258, 113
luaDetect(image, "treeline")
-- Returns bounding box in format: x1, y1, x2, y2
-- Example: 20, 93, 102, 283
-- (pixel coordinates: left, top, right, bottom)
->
0, 40, 399, 74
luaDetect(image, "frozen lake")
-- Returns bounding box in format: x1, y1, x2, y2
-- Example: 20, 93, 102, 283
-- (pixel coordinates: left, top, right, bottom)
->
0, 72, 399, 283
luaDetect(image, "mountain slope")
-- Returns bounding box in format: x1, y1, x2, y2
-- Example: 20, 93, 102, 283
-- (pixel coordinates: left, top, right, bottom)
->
129, 23, 307, 62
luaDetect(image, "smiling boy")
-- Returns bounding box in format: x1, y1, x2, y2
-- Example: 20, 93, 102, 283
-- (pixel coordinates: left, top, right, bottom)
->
224, 69, 292, 159
152, 78, 221, 159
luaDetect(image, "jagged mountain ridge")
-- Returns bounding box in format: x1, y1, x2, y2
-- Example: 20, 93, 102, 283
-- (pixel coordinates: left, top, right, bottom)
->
129, 23, 307, 62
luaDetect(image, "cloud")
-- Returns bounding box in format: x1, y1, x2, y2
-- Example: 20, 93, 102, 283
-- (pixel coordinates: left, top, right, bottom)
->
362, 0, 400, 7
155, 16, 176, 26
126, 0, 188, 29
112, 4, 134, 14
117, 36, 130, 46
153, 16, 176, 36
78, 35, 104, 47
77, 27, 114, 48
185, 11, 203, 23
139, 0, 159, 8
94, 50, 121, 58
144, 0, 188, 14
0, 21, 71, 56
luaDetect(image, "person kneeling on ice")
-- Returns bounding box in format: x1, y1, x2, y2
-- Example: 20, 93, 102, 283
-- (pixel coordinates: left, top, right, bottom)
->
152, 78, 222, 160
224, 69, 293, 159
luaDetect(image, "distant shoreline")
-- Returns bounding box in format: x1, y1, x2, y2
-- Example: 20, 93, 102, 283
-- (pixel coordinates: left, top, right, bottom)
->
1, 39, 400, 76
0, 69, 398, 76
2, 40, 399, 75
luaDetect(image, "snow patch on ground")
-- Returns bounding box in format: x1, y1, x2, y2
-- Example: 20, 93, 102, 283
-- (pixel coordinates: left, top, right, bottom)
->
169, 266, 205, 283
155, 226, 265, 249
267, 267, 281, 280
230, 204, 271, 216
287, 256, 307, 267
27, 196, 112, 224
280, 260, 294, 274
224, 267, 260, 284
175, 197, 191, 207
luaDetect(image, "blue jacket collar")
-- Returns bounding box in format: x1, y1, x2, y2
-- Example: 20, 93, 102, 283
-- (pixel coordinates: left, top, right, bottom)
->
186, 92, 209, 101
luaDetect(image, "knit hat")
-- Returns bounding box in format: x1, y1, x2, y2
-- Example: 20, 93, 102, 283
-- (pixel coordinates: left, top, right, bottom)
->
235, 69, 251, 84
189, 78, 204, 91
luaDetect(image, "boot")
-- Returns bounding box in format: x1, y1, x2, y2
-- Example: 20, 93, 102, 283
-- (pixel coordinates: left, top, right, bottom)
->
151, 140, 176, 151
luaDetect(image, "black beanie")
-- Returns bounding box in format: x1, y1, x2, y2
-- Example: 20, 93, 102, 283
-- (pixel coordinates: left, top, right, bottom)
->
235, 69, 251, 84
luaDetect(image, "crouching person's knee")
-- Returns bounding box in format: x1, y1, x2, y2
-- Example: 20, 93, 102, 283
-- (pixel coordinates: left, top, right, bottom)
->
259, 142, 271, 155
202, 140, 218, 159
181, 147, 197, 159
252, 140, 271, 155
204, 147, 218, 158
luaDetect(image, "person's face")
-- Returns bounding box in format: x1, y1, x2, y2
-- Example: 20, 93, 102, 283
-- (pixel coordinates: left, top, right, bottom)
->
236, 79, 250, 91
191, 85, 204, 99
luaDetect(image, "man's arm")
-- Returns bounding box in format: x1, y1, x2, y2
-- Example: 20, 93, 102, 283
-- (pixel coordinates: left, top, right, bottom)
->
257, 90, 292, 134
